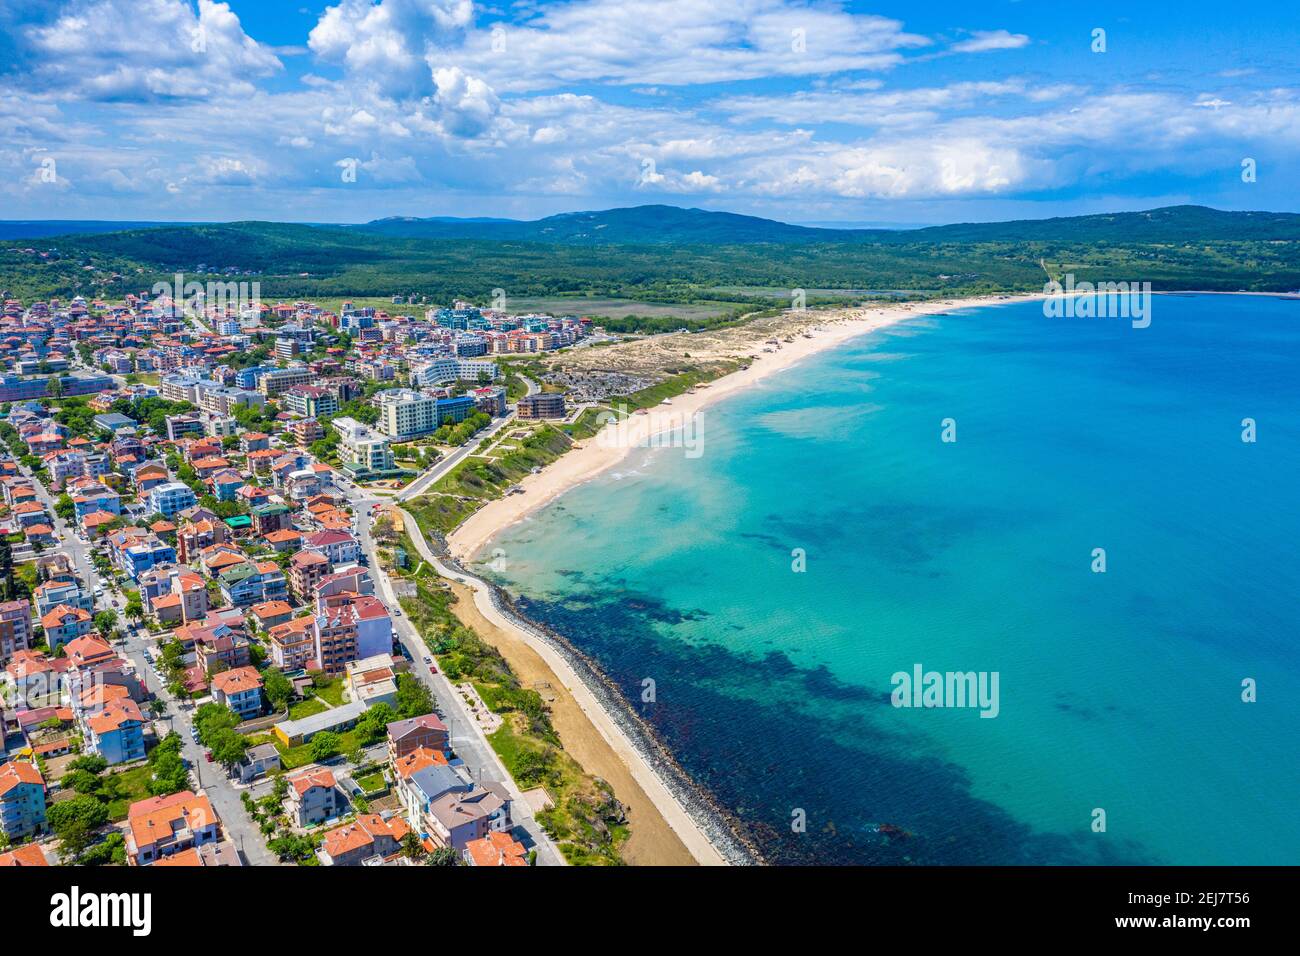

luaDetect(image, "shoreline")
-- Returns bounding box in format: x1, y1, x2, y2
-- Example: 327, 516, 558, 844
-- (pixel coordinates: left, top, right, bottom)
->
428, 293, 1049, 866
432, 287, 1266, 866
433, 555, 760, 866
448, 292, 1046, 562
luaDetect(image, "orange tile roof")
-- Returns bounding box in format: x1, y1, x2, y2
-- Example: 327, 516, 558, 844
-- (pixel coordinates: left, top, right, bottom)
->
393, 747, 448, 779
86, 697, 143, 734
0, 844, 49, 867
127, 791, 218, 855
40, 603, 91, 630
289, 767, 337, 796
211, 665, 262, 696
465, 830, 528, 867
0, 759, 44, 797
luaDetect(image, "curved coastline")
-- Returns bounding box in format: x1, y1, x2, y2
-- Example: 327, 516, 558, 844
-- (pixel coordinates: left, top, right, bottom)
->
437, 294, 1057, 865
436, 549, 763, 865
448, 294, 1052, 563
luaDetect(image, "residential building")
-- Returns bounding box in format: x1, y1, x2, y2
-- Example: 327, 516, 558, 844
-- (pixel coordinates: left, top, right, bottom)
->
289, 549, 330, 601
332, 417, 394, 474
0, 760, 46, 841
268, 616, 315, 673
284, 385, 339, 419
210, 666, 264, 720
287, 768, 340, 827
318, 813, 410, 866
0, 600, 32, 664
464, 830, 529, 867
304, 529, 360, 566
235, 743, 281, 784
257, 366, 312, 397
147, 481, 197, 518
39, 604, 93, 653
424, 783, 513, 852
518, 392, 567, 419
344, 654, 398, 708
33, 579, 92, 618
273, 701, 366, 748
411, 357, 499, 387
376, 388, 475, 439
219, 561, 288, 608
82, 697, 146, 765
126, 791, 221, 866
387, 713, 450, 762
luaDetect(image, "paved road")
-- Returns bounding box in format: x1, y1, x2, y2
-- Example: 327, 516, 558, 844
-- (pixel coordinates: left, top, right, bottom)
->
395, 411, 518, 502
347, 484, 566, 866
393, 372, 542, 503
17, 461, 278, 865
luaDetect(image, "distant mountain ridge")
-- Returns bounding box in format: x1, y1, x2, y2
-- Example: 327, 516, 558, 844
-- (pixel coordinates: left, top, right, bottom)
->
350, 204, 1300, 245
3, 204, 1297, 246
0, 220, 203, 241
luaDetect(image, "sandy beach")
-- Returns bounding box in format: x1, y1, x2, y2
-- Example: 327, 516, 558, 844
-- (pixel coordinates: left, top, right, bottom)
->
449, 293, 1044, 562
443, 579, 708, 865
434, 292, 1053, 867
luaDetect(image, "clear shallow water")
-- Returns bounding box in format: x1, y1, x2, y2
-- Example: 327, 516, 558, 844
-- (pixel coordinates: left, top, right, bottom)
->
483, 295, 1300, 865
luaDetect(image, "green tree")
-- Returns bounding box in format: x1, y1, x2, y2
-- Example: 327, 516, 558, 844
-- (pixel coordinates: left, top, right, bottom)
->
262, 667, 293, 711
193, 702, 240, 744
355, 702, 395, 744
426, 846, 459, 866
394, 672, 434, 719
47, 795, 109, 860
93, 610, 118, 638
124, 590, 144, 621
209, 728, 249, 768
160, 639, 187, 685
401, 831, 426, 860
67, 754, 108, 775
54, 493, 76, 520
0, 538, 12, 602
148, 749, 191, 796
309, 731, 341, 762
60, 768, 102, 795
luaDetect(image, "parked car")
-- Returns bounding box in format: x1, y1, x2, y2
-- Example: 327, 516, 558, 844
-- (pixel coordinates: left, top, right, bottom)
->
423, 656, 433, 665
204, 751, 213, 763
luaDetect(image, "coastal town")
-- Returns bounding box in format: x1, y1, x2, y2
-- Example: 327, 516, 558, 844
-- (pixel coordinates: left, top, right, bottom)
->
0, 286, 595, 868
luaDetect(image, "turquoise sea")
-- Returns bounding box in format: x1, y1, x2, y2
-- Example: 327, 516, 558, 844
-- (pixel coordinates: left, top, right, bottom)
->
482, 294, 1300, 865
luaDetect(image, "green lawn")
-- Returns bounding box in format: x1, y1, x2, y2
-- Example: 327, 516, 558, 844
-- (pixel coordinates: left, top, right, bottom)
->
288, 698, 329, 721
104, 765, 154, 822
312, 679, 347, 707
275, 730, 364, 771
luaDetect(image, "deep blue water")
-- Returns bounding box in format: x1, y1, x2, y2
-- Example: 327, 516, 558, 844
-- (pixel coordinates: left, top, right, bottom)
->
484, 294, 1300, 865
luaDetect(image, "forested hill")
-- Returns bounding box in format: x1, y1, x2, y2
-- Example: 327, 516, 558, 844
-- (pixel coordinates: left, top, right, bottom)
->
2, 206, 1297, 325
351, 204, 1300, 246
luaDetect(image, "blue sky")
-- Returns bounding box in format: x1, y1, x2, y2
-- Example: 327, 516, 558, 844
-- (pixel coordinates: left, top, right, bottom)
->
2, 0, 1297, 224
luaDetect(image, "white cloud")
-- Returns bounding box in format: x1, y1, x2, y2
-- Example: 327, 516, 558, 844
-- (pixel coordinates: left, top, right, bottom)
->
950, 30, 1031, 54
452, 0, 930, 92
308, 0, 474, 98
15, 0, 280, 101
430, 66, 500, 137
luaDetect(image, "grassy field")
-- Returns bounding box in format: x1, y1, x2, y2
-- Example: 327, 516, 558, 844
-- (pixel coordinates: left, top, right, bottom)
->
501, 296, 745, 321
104, 765, 154, 821
288, 697, 329, 721
402, 423, 572, 536
274, 730, 365, 771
